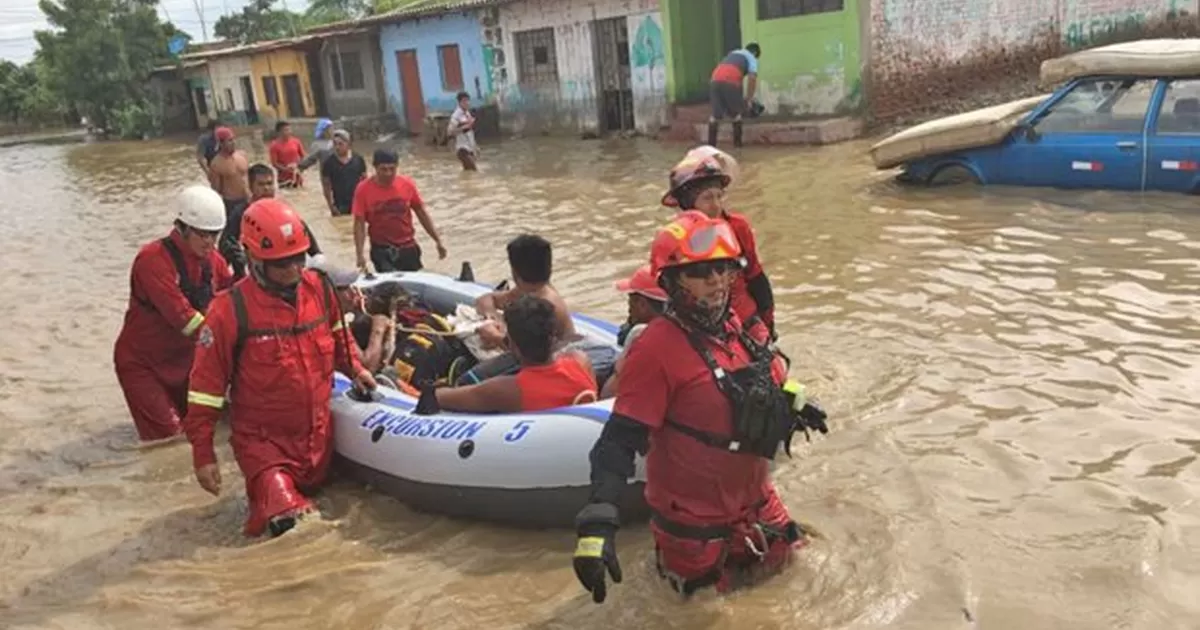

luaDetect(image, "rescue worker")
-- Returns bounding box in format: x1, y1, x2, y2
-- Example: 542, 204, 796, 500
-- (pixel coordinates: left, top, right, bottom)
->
572, 211, 829, 602
663, 145, 776, 337
708, 42, 760, 148
600, 264, 667, 399
113, 185, 234, 442
182, 198, 377, 538
415, 294, 597, 414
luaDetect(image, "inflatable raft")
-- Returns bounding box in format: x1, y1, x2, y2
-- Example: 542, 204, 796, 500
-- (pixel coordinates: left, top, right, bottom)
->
330, 271, 648, 529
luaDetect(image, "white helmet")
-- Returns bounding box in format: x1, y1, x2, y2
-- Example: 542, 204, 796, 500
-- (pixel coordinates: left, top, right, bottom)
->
176, 185, 227, 231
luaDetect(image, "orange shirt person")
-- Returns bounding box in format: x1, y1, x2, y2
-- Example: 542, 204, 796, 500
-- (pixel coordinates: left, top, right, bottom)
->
413, 294, 597, 415
352, 148, 447, 273
113, 185, 234, 442
268, 120, 306, 188
182, 198, 377, 538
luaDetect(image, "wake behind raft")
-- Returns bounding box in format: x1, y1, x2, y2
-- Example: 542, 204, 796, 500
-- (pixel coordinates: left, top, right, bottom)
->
330, 269, 648, 529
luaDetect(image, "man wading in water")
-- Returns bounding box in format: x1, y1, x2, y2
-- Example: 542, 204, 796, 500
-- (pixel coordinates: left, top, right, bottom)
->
208, 126, 251, 279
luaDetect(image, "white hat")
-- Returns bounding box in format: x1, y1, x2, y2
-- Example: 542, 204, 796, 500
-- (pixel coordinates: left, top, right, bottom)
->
176, 185, 226, 231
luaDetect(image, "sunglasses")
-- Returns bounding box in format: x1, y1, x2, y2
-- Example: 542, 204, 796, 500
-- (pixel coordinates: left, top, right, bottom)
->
264, 252, 307, 269
680, 259, 738, 279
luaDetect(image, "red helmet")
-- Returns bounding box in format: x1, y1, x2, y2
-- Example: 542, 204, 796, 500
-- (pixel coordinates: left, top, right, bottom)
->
662, 145, 739, 207
649, 210, 742, 278
614, 264, 667, 301
240, 198, 310, 261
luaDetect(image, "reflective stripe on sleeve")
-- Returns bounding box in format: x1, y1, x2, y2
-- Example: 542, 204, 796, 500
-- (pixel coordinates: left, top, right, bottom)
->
182, 312, 205, 336
187, 391, 226, 409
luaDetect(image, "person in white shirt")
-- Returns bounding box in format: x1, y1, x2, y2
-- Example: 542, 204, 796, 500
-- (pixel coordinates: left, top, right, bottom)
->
447, 91, 479, 171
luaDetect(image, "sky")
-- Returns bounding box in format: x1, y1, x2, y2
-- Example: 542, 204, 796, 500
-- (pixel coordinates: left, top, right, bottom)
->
0, 0, 301, 64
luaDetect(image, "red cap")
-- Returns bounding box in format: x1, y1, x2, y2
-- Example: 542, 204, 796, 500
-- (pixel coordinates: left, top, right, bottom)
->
215, 126, 235, 141
614, 264, 667, 301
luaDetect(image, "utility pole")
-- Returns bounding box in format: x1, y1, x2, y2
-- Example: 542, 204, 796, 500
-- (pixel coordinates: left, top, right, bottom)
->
191, 0, 208, 40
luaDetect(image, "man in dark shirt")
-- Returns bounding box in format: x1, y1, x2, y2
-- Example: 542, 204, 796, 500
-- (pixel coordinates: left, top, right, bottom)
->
196, 120, 220, 176
320, 129, 367, 217
248, 162, 323, 260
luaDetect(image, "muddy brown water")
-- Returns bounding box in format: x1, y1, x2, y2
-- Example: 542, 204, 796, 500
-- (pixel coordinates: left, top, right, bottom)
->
2, 134, 1200, 630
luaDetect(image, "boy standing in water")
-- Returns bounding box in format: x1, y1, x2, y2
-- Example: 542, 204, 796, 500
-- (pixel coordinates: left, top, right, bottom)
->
447, 91, 479, 171
269, 120, 306, 188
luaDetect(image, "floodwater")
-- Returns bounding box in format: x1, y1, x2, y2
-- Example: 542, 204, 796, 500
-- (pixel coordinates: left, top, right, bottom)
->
2, 132, 1200, 630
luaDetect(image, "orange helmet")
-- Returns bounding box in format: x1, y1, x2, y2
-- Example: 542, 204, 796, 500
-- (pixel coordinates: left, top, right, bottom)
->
662, 145, 739, 207
649, 210, 742, 278
614, 264, 667, 301
240, 198, 310, 261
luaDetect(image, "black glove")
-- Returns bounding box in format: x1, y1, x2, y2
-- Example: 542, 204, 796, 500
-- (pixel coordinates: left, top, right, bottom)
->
414, 382, 441, 415
573, 502, 622, 604
797, 399, 829, 437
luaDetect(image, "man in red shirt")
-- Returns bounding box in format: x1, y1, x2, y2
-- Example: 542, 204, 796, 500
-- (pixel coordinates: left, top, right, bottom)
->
662, 145, 776, 337
113, 185, 234, 442
571, 211, 829, 602
268, 120, 306, 188
352, 148, 448, 273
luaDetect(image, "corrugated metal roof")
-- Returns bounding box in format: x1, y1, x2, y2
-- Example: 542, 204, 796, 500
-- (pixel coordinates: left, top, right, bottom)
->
306, 0, 510, 34
177, 28, 377, 61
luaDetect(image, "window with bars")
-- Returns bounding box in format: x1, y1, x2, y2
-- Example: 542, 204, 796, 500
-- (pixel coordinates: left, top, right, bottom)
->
329, 51, 365, 91
757, 0, 843, 20
514, 27, 559, 86
438, 44, 464, 92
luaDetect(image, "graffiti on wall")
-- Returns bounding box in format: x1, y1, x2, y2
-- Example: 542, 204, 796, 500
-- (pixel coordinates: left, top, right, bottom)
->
628, 12, 667, 130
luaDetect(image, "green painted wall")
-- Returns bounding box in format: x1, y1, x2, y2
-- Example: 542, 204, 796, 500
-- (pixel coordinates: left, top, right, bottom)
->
661, 0, 723, 104
738, 1, 862, 115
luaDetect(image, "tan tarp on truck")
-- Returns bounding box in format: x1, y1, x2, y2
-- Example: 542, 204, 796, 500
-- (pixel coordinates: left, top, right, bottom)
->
869, 95, 1049, 170
1040, 38, 1200, 86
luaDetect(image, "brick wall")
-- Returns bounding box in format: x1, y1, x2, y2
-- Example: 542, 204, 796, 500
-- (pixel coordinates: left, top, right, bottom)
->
868, 0, 1200, 123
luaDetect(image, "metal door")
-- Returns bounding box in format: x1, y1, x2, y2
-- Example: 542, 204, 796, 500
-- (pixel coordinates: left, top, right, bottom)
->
592, 17, 633, 133
281, 74, 305, 119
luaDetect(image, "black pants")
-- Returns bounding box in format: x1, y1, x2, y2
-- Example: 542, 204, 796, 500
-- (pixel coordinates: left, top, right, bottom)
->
219, 198, 249, 279
370, 243, 423, 272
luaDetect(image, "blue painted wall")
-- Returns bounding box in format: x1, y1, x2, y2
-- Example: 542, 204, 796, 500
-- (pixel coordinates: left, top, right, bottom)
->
379, 12, 491, 121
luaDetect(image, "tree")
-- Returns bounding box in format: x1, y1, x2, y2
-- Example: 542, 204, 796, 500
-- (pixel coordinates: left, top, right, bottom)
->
305, 0, 371, 22
213, 0, 304, 44
34, 0, 185, 135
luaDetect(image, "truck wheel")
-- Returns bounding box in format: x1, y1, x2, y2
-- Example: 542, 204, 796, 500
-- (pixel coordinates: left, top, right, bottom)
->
928, 164, 980, 186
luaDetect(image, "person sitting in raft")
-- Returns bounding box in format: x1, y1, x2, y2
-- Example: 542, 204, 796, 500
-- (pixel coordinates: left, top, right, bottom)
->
600, 264, 667, 399
457, 233, 579, 385
311, 263, 364, 328
416, 294, 597, 414
352, 280, 407, 373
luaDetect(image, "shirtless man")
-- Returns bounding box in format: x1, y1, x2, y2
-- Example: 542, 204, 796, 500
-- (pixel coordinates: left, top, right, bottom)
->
207, 127, 251, 278
455, 234, 585, 386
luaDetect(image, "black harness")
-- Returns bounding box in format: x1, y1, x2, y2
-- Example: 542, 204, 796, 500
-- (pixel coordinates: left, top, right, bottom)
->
662, 318, 795, 460
229, 270, 345, 371
135, 237, 214, 314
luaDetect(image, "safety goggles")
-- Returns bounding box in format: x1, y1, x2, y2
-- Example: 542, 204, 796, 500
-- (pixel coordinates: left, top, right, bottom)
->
263, 252, 307, 269
680, 221, 740, 261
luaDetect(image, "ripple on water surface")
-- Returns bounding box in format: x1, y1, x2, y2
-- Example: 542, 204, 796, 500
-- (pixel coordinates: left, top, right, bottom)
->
1, 137, 1199, 629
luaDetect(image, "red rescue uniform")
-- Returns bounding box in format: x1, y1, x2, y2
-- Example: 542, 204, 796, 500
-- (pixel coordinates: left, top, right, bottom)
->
351, 175, 424, 248
515, 353, 598, 411
113, 230, 233, 441
614, 315, 799, 590
183, 270, 364, 536
269, 136, 306, 187
723, 211, 773, 329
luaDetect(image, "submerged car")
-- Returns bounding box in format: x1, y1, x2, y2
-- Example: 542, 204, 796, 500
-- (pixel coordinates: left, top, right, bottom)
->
870, 39, 1200, 194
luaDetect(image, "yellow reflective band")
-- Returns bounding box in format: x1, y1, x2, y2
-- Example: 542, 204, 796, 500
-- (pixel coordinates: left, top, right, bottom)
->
187, 391, 226, 409
331, 319, 344, 332
575, 536, 605, 559
782, 379, 806, 411
182, 312, 205, 336
663, 222, 687, 239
